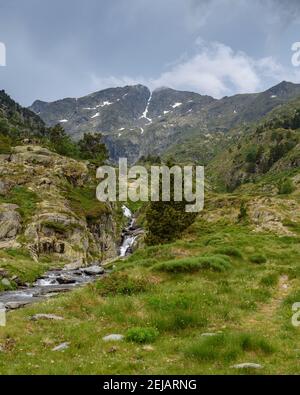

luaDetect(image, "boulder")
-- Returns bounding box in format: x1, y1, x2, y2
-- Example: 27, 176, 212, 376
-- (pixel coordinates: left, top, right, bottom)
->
0, 181, 10, 196
82, 266, 105, 276
231, 363, 263, 370
5, 301, 31, 310
30, 314, 64, 321
0, 204, 22, 240
56, 276, 76, 285
102, 334, 124, 342
52, 342, 70, 351
1, 278, 11, 287
63, 260, 83, 271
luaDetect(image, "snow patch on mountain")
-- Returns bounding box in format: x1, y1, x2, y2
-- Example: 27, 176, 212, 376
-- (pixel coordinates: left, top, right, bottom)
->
172, 102, 182, 108
140, 91, 152, 124
97, 101, 113, 108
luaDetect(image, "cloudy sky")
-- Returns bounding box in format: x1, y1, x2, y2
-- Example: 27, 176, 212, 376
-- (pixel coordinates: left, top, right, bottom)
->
0, 0, 300, 105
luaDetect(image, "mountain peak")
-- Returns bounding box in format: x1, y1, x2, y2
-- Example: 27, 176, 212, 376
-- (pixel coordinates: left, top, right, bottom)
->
267, 80, 300, 95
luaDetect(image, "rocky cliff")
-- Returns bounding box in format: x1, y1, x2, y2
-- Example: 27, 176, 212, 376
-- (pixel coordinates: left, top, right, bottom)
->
0, 145, 120, 265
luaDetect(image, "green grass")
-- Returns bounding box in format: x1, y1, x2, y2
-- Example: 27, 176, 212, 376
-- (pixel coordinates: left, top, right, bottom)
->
64, 184, 110, 221
260, 272, 279, 287
93, 273, 151, 296
213, 246, 243, 258
126, 327, 159, 344
151, 255, 232, 273
250, 254, 267, 264
1, 197, 300, 374
0, 248, 66, 290
0, 186, 39, 222
42, 221, 82, 234
185, 333, 275, 362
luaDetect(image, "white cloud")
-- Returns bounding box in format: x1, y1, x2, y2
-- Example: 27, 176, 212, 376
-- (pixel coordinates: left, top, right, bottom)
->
89, 74, 148, 91
89, 41, 300, 98
151, 42, 261, 97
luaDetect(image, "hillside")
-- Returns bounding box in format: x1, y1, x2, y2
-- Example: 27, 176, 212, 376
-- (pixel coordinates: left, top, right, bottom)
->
29, 81, 300, 164
1, 183, 300, 373
0, 144, 122, 293
0, 90, 45, 154
208, 95, 300, 192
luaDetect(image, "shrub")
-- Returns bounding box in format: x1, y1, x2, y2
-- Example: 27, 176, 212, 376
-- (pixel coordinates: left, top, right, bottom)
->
94, 273, 150, 296
152, 255, 231, 273
278, 178, 295, 195
238, 201, 248, 222
0, 134, 12, 154
249, 254, 267, 264
185, 332, 274, 362
66, 185, 109, 221
1, 186, 39, 222
245, 146, 258, 163
126, 327, 159, 344
42, 221, 70, 234
260, 273, 279, 287
214, 246, 243, 259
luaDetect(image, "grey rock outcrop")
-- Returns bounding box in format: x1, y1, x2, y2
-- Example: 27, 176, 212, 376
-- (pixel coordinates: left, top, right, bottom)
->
0, 204, 21, 240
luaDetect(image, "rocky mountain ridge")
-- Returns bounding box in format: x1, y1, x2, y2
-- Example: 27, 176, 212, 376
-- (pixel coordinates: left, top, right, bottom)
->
29, 81, 300, 164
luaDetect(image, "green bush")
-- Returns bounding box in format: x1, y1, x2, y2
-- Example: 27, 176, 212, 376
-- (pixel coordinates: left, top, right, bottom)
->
94, 273, 150, 296
249, 254, 267, 264
238, 201, 248, 222
152, 255, 231, 273
66, 185, 109, 221
260, 273, 279, 287
214, 246, 243, 259
0, 134, 12, 154
278, 178, 295, 195
126, 327, 159, 344
185, 332, 274, 362
0, 186, 39, 222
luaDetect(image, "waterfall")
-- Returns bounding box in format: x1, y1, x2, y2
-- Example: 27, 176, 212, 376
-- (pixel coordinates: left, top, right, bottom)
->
119, 205, 137, 257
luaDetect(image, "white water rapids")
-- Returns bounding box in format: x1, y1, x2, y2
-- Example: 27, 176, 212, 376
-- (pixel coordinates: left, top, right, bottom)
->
119, 206, 138, 257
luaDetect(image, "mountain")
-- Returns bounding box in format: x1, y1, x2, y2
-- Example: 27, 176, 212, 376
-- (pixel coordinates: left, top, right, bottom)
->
0, 90, 44, 137
208, 94, 300, 192
29, 81, 300, 164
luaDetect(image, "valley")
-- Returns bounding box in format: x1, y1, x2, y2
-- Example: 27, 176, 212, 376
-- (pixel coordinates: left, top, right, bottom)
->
1, 82, 300, 374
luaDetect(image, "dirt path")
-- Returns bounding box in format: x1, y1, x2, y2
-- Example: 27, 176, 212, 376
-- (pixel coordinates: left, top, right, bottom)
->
240, 275, 291, 331
259, 275, 290, 319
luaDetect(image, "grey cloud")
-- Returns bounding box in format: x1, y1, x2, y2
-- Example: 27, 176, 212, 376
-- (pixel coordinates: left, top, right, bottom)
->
0, 0, 299, 105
